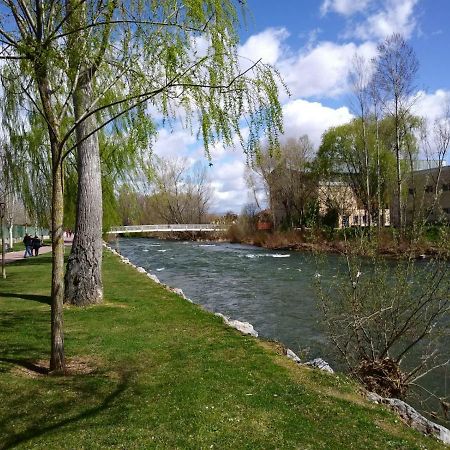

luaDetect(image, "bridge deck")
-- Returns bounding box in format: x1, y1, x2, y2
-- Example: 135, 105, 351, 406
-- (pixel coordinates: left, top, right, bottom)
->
107, 224, 226, 234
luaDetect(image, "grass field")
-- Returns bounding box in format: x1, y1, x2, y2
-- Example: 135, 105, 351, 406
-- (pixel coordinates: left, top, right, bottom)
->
0, 250, 445, 449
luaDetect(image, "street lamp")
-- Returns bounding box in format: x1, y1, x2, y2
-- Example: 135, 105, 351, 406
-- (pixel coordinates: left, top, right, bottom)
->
0, 201, 6, 279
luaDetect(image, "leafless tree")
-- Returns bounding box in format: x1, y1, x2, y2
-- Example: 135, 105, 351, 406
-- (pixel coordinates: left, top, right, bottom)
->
249, 136, 316, 228
147, 157, 213, 224
349, 54, 372, 228
419, 100, 450, 224
372, 33, 419, 229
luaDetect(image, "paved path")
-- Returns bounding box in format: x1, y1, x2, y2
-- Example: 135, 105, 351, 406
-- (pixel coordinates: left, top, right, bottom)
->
2, 237, 74, 264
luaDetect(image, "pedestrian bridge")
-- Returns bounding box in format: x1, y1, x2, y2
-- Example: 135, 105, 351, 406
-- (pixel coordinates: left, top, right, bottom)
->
107, 224, 226, 234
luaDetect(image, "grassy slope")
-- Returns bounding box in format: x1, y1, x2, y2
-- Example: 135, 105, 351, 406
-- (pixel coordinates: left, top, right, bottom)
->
0, 251, 445, 449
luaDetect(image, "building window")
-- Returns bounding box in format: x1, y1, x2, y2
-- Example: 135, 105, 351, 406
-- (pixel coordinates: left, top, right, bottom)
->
424, 185, 433, 193
408, 188, 415, 195
443, 208, 450, 214
353, 215, 358, 225
442, 183, 450, 192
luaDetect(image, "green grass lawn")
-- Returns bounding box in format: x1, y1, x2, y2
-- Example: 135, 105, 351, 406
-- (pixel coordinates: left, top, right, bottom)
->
0, 250, 445, 449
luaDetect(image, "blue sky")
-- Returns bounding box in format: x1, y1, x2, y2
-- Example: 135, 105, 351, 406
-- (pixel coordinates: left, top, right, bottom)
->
152, 0, 450, 213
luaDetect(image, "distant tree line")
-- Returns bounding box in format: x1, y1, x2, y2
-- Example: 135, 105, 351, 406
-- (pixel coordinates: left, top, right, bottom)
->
117, 157, 212, 225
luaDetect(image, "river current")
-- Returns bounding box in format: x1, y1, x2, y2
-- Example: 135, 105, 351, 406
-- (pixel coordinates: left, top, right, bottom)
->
111, 237, 449, 420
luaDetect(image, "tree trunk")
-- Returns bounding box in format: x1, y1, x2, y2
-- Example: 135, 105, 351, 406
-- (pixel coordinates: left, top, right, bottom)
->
394, 100, 403, 230
34, 57, 66, 373
50, 155, 66, 372
1, 215, 5, 279
64, 80, 103, 306
8, 222, 13, 251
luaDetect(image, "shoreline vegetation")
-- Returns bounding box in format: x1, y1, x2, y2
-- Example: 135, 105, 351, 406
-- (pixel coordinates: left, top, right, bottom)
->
0, 251, 447, 448
107, 225, 450, 259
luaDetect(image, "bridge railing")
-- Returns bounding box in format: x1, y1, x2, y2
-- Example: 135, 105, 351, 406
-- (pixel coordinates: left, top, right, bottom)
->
108, 224, 226, 234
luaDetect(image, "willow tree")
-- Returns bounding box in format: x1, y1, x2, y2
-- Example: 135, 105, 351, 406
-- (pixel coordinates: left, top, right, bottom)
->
63, 0, 285, 306
0, 0, 283, 372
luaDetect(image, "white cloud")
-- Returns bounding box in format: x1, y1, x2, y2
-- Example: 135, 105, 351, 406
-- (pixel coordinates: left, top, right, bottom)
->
321, 0, 372, 16
152, 127, 196, 159
280, 41, 377, 98
238, 28, 289, 66
412, 89, 450, 123
238, 27, 377, 99
209, 159, 249, 212
351, 0, 419, 40
282, 99, 353, 147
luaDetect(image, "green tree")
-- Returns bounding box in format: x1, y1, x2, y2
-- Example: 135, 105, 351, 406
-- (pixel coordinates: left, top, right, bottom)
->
0, 0, 283, 372
317, 118, 397, 223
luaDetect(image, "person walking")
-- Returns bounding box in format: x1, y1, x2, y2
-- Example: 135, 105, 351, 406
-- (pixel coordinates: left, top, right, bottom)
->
32, 235, 41, 256
23, 234, 33, 258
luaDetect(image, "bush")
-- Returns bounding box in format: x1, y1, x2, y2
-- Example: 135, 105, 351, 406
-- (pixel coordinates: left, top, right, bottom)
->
316, 238, 450, 424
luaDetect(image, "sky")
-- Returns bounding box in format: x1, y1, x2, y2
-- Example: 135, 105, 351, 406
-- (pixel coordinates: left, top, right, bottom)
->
152, 0, 450, 213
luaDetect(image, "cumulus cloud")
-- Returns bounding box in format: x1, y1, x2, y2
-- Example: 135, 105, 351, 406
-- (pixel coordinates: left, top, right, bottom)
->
282, 99, 353, 147
238, 27, 289, 66
209, 159, 249, 212
412, 89, 450, 123
321, 0, 373, 16
350, 0, 420, 40
280, 41, 377, 98
238, 28, 377, 99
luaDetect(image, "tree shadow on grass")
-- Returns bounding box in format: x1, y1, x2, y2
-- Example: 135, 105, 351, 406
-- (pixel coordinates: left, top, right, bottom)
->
0, 371, 131, 450
0, 357, 49, 375
0, 292, 51, 305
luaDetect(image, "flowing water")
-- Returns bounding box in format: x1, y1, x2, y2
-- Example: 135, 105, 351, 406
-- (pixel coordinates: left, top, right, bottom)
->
111, 237, 449, 420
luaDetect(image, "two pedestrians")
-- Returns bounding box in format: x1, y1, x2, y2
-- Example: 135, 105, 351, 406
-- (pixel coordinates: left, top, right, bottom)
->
23, 234, 42, 257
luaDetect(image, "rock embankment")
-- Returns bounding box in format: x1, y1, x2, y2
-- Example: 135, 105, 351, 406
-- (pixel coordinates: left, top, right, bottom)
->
367, 392, 450, 445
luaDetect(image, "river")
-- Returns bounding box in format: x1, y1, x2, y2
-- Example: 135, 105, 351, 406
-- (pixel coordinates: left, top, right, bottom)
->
111, 237, 449, 421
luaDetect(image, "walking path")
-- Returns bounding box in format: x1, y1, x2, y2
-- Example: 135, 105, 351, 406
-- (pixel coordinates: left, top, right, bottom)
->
2, 237, 73, 264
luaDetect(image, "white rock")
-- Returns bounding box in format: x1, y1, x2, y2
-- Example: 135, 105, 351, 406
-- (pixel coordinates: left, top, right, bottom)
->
136, 267, 147, 273
286, 349, 301, 364
305, 358, 334, 373
227, 319, 258, 337
215, 313, 258, 337
366, 392, 450, 445
147, 273, 160, 284
172, 288, 186, 299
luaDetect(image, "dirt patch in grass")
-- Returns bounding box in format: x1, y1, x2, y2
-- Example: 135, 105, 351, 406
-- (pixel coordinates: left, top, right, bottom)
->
11, 356, 101, 378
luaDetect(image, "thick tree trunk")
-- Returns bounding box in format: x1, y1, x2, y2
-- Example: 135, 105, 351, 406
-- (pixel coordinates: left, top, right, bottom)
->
64, 80, 103, 306
50, 156, 66, 372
